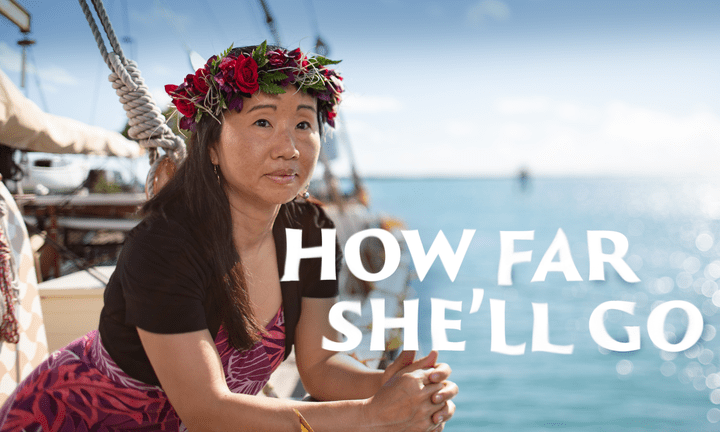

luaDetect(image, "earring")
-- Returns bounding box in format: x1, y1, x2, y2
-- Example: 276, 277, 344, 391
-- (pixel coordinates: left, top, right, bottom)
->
298, 190, 310, 200
213, 164, 221, 183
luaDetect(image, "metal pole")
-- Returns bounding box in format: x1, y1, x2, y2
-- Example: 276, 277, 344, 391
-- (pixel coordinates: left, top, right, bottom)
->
17, 38, 35, 91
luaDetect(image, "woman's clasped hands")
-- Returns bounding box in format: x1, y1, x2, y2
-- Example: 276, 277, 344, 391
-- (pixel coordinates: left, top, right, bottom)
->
365, 351, 458, 431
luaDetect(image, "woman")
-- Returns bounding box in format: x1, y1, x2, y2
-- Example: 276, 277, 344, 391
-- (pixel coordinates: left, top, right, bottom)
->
0, 43, 457, 431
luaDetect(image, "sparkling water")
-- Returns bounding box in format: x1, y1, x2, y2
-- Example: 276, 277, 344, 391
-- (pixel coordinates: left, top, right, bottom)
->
363, 177, 720, 431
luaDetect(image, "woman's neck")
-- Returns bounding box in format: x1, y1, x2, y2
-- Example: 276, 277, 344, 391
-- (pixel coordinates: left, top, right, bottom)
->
229, 199, 281, 255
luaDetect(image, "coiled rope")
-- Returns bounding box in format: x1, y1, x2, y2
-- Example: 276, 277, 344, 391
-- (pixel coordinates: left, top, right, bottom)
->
78, 0, 186, 198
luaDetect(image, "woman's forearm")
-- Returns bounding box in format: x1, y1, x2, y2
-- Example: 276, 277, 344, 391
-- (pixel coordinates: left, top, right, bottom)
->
195, 392, 370, 432
198, 365, 443, 432
299, 352, 385, 401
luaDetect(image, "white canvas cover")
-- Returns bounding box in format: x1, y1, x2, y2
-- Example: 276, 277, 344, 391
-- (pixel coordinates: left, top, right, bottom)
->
0, 67, 141, 157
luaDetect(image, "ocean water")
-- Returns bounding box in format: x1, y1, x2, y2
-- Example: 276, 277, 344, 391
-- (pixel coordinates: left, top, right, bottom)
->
362, 177, 720, 432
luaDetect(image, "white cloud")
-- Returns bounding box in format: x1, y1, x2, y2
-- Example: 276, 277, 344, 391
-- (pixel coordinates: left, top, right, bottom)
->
0, 42, 22, 72
150, 86, 173, 111
0, 42, 78, 86
151, 64, 179, 79
496, 96, 551, 115
555, 102, 598, 124
341, 93, 403, 113
486, 95, 720, 176
497, 121, 533, 143
467, 0, 511, 25
605, 101, 720, 146
131, 3, 191, 34
496, 96, 598, 124
35, 65, 79, 86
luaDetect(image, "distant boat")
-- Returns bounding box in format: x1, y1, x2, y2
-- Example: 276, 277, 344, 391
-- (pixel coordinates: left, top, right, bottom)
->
21, 156, 90, 193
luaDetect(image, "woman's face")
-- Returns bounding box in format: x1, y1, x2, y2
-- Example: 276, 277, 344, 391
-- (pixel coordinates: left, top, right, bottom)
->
210, 87, 321, 210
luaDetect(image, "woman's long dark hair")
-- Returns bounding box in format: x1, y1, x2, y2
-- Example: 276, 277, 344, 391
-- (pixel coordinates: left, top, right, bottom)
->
142, 113, 263, 350
143, 44, 327, 350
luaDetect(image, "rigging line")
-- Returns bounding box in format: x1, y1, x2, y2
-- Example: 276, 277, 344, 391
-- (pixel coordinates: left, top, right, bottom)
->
301, 0, 329, 57
303, 0, 321, 36
239, 0, 266, 45
153, 0, 192, 57
337, 112, 364, 192
197, 0, 228, 45
89, 56, 105, 126
256, 0, 282, 47
90, 0, 128, 64
25, 46, 49, 113
78, 0, 114, 71
119, 0, 136, 60
87, 0, 112, 126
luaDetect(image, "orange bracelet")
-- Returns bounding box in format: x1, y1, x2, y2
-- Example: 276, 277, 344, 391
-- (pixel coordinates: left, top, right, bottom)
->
293, 409, 314, 432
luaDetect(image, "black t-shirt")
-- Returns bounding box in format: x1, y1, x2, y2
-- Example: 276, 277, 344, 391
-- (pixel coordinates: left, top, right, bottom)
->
98, 200, 340, 386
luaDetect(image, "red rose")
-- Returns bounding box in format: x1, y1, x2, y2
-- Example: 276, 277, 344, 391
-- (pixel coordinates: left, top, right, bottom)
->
165, 84, 179, 97
192, 68, 210, 94
173, 89, 196, 118
234, 55, 259, 94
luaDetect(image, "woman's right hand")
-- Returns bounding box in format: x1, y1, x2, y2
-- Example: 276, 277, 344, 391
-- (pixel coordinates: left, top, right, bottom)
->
364, 352, 456, 431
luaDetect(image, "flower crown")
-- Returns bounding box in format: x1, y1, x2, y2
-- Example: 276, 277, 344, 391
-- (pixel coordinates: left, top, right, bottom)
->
165, 41, 344, 131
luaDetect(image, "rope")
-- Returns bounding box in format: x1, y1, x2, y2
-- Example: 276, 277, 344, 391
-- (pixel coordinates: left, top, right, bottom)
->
78, 0, 186, 198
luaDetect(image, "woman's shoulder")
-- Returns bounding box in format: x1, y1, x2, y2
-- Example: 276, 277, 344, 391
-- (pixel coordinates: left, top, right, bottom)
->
126, 212, 193, 248
279, 199, 335, 230
121, 211, 205, 271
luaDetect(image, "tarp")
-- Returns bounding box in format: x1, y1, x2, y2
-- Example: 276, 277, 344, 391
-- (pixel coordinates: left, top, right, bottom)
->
0, 67, 141, 157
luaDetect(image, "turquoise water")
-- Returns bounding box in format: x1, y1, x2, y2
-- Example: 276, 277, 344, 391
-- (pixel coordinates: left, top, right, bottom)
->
363, 177, 720, 431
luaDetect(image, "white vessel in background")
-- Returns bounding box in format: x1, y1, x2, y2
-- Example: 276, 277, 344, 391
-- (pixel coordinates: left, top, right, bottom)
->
20, 156, 90, 194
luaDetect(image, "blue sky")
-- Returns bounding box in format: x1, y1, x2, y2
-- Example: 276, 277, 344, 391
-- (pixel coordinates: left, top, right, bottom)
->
1, 0, 720, 177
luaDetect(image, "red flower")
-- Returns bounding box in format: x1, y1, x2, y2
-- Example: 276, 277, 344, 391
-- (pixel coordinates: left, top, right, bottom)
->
267, 50, 286, 66
218, 56, 235, 72
164, 84, 179, 97
192, 68, 210, 94
288, 48, 302, 61
171, 88, 196, 118
326, 110, 337, 127
183, 73, 195, 89
234, 55, 259, 94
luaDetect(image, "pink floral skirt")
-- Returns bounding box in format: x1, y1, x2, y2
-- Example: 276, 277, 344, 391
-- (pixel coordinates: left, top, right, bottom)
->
0, 308, 285, 431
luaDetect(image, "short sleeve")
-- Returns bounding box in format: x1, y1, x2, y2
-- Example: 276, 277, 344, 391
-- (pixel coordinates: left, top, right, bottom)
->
118, 217, 210, 334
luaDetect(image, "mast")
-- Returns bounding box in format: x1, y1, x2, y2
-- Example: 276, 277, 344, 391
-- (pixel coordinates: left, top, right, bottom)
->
0, 0, 34, 90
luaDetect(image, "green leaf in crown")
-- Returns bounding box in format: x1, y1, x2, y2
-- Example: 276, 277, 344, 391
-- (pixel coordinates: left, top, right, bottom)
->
259, 82, 285, 95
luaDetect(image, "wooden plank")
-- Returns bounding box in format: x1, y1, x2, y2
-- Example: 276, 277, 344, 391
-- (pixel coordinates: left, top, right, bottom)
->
24, 215, 139, 232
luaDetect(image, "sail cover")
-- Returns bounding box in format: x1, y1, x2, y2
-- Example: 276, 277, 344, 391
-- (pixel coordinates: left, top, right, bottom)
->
0, 67, 141, 157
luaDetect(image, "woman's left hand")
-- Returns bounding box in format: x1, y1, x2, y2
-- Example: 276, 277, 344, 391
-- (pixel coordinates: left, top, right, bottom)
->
381, 350, 459, 429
